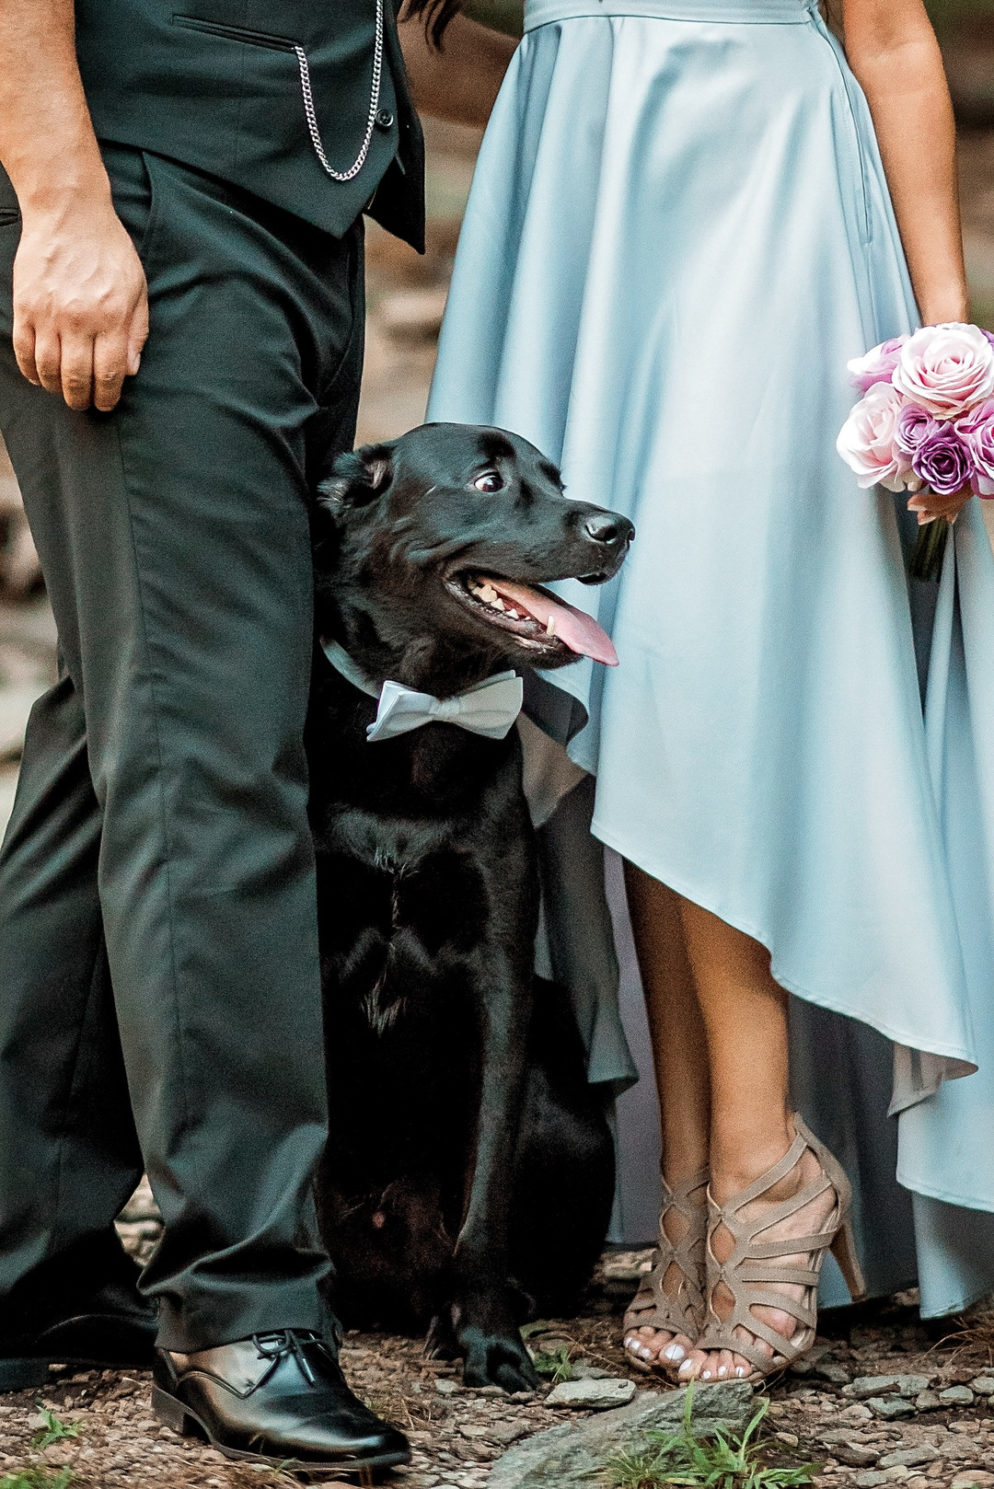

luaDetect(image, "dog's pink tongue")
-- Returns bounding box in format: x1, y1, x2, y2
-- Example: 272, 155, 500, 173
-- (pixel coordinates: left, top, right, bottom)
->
489, 579, 618, 666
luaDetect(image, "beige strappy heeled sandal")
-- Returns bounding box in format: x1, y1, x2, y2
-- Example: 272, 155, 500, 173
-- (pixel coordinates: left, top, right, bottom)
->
623, 1167, 709, 1371
694, 1117, 865, 1381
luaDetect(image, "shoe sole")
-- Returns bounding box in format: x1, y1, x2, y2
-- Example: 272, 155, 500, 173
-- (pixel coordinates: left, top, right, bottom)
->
152, 1385, 411, 1474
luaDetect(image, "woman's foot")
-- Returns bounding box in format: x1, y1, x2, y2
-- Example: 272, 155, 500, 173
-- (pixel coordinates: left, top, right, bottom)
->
623, 1168, 708, 1373
677, 1119, 863, 1382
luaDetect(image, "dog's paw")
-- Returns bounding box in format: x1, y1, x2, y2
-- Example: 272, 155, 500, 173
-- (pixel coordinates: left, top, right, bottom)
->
460, 1327, 542, 1394
425, 1312, 459, 1361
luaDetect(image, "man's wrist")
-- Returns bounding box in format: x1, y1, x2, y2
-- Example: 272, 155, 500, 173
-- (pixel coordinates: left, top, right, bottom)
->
7, 150, 113, 223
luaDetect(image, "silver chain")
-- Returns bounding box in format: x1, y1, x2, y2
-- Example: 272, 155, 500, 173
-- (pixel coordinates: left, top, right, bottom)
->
293, 0, 385, 184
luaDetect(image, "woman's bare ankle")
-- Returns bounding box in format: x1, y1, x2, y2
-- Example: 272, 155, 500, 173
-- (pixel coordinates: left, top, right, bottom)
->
708, 1116, 798, 1202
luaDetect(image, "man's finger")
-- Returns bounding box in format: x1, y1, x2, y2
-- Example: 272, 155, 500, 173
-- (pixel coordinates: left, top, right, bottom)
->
11, 317, 40, 386
33, 330, 63, 396
92, 330, 129, 412
126, 292, 149, 377
59, 336, 96, 411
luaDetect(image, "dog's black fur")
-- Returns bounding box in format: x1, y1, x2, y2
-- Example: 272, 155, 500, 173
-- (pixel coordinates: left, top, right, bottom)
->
308, 423, 633, 1391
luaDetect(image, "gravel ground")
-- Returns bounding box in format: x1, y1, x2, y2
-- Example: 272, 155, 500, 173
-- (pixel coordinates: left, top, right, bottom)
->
1, 1187, 992, 1489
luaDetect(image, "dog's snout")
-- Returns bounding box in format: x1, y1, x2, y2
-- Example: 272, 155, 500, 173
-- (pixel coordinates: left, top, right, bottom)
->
582, 511, 634, 549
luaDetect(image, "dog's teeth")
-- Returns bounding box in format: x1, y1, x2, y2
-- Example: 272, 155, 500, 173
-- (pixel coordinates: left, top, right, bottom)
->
506, 608, 521, 619
478, 584, 497, 603
546, 616, 557, 637
492, 598, 506, 612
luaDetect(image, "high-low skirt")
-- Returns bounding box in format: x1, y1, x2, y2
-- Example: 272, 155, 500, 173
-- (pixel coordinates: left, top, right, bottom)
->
427, 0, 994, 1313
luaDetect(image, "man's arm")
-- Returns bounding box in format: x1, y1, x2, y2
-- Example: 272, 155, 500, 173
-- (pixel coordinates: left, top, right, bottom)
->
0, 1, 147, 411
398, 9, 516, 127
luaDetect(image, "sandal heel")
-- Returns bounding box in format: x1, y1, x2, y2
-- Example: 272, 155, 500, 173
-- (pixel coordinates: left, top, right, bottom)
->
152, 1385, 201, 1439
830, 1216, 866, 1302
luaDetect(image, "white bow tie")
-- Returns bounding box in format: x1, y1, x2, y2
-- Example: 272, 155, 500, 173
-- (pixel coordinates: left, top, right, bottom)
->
321, 639, 523, 744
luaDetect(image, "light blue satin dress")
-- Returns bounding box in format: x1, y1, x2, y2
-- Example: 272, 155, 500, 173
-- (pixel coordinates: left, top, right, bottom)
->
427, 0, 994, 1313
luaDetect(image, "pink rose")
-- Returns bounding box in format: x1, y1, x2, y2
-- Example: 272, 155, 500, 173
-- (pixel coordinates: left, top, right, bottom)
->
957, 397, 994, 497
846, 335, 907, 393
836, 383, 914, 492
893, 322, 994, 418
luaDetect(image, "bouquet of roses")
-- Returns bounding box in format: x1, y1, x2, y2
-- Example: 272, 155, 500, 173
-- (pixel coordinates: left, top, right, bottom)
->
836, 322, 994, 578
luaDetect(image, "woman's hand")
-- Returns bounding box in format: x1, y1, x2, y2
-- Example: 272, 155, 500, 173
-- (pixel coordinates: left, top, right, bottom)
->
907, 484, 972, 525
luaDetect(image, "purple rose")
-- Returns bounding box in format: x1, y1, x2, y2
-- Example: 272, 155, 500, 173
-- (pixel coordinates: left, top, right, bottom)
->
957, 396, 994, 496
894, 402, 937, 456
846, 335, 907, 393
911, 422, 976, 495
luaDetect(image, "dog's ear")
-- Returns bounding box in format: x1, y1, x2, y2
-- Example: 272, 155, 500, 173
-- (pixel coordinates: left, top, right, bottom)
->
318, 442, 395, 513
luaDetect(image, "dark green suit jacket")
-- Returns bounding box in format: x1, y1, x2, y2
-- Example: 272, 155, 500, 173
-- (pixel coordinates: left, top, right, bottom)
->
75, 0, 425, 249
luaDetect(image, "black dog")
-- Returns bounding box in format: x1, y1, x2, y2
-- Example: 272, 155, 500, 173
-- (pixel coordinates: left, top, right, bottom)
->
308, 423, 633, 1391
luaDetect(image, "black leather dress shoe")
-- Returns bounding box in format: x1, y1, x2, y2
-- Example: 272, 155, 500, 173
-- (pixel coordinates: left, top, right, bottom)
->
0, 1264, 157, 1392
152, 1329, 411, 1472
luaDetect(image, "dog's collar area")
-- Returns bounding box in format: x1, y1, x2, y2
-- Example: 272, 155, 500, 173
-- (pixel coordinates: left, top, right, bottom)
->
320, 637, 524, 744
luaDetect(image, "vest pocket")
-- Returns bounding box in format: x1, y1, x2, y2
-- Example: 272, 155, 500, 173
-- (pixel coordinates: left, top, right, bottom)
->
170, 15, 297, 51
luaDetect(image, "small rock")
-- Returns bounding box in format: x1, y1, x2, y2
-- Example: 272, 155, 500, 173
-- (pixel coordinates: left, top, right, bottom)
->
436, 1379, 462, 1396
895, 1376, 934, 1398
570, 1362, 613, 1380
951, 1476, 994, 1489
459, 1425, 491, 1441
970, 1376, 994, 1396
856, 1473, 891, 1488
833, 1442, 882, 1468
849, 1374, 933, 1399
474, 1386, 508, 1398
939, 1385, 975, 1406
545, 1378, 636, 1411
775, 1431, 799, 1447
868, 1397, 916, 1421
489, 1422, 530, 1446
814, 1360, 853, 1385
878, 1448, 941, 1469
915, 1391, 943, 1412
848, 1377, 902, 1399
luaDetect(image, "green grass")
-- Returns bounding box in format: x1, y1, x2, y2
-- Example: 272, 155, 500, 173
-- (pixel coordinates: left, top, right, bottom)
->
30, 1409, 80, 1454
0, 1469, 75, 1489
600, 1390, 821, 1489
531, 1343, 576, 1383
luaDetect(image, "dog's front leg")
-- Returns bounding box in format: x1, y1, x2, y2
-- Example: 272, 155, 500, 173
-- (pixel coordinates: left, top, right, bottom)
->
440, 943, 541, 1394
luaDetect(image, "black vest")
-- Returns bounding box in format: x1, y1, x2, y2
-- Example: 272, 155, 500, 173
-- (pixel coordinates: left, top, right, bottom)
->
75, 0, 425, 249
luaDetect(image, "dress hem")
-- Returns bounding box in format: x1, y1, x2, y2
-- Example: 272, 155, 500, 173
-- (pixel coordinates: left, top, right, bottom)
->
590, 815, 979, 1074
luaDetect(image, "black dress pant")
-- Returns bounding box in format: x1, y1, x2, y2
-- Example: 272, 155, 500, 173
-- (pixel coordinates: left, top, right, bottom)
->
0, 146, 364, 1350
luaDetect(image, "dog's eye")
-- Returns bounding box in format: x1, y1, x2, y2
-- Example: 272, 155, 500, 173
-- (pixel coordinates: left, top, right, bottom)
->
473, 471, 505, 493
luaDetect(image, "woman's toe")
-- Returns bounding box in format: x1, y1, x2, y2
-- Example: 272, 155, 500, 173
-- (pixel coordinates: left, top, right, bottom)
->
714, 1349, 735, 1379
625, 1326, 672, 1364
660, 1332, 693, 1367
677, 1347, 708, 1380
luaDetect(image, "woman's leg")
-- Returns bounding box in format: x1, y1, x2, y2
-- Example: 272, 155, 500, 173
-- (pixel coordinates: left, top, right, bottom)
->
675, 900, 839, 1380
622, 864, 710, 1367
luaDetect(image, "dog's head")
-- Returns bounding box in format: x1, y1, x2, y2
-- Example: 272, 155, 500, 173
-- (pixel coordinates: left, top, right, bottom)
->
314, 423, 633, 688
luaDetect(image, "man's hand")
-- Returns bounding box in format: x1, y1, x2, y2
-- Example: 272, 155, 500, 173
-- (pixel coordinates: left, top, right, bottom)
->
12, 196, 148, 413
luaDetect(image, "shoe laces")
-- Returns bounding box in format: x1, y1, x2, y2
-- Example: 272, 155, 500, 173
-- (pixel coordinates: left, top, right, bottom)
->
251, 1328, 335, 1387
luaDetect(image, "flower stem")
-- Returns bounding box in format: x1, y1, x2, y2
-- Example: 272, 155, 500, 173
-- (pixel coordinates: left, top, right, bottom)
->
909, 520, 949, 581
